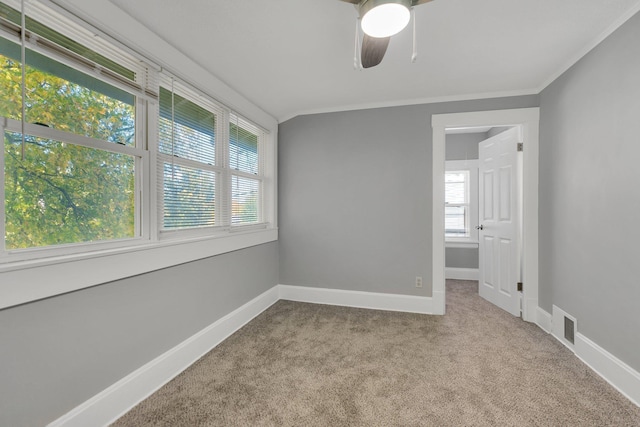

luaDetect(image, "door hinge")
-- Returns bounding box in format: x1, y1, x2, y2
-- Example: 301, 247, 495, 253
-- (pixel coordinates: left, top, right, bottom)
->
517, 282, 523, 292
517, 142, 524, 152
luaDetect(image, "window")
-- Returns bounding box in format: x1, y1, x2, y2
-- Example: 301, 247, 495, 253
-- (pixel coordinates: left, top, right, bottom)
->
445, 160, 478, 243
158, 85, 220, 230
0, 0, 276, 308
445, 171, 470, 237
157, 78, 266, 236
0, 1, 147, 255
230, 116, 262, 225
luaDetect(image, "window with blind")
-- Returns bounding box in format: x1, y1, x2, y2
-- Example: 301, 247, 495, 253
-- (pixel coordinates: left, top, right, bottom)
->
445, 170, 470, 237
230, 116, 262, 225
0, 0, 274, 274
158, 81, 265, 233
0, 0, 150, 254
158, 86, 220, 230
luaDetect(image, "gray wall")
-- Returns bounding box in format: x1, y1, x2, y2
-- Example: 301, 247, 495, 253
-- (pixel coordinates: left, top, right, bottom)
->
539, 12, 640, 371
278, 95, 538, 297
445, 132, 484, 161
0, 242, 279, 427
445, 247, 479, 269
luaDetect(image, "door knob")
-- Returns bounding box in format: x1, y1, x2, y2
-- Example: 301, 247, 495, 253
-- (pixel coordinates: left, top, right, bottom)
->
476, 225, 484, 230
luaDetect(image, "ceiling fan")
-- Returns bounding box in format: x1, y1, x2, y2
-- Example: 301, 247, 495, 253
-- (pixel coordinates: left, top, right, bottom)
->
340, 0, 434, 68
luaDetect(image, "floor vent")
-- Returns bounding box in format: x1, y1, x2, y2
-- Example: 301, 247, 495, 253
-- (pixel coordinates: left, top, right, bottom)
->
564, 316, 575, 345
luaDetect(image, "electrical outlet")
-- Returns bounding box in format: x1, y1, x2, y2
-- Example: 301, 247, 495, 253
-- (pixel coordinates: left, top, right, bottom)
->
415, 276, 423, 288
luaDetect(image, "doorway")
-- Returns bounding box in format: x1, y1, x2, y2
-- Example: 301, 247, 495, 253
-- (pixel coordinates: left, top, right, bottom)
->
431, 108, 540, 322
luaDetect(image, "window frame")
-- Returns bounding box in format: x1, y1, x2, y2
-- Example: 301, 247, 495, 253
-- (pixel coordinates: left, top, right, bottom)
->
445, 160, 479, 246
0, 6, 152, 261
0, 0, 278, 310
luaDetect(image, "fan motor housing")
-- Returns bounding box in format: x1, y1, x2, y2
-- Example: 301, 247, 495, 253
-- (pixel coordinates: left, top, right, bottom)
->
359, 0, 413, 18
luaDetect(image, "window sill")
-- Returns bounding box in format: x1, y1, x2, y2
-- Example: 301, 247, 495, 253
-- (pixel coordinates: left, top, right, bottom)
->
0, 227, 278, 310
445, 240, 479, 249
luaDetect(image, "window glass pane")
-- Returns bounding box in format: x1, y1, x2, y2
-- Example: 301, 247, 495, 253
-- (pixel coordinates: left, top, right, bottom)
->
4, 132, 135, 249
0, 45, 135, 145
445, 182, 466, 204
232, 175, 259, 224
445, 171, 466, 183
163, 163, 215, 229
229, 122, 258, 174
445, 171, 468, 204
159, 87, 215, 165
445, 206, 467, 237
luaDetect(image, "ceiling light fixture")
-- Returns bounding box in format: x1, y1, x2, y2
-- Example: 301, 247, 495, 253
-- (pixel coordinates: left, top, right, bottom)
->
360, 0, 411, 38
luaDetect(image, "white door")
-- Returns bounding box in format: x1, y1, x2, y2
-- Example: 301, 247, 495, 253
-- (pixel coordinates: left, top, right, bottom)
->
478, 127, 521, 316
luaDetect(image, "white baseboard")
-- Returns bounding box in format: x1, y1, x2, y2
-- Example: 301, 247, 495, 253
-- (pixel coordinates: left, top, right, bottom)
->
535, 306, 552, 333
432, 289, 445, 315
576, 333, 640, 407
47, 286, 280, 427
536, 305, 640, 408
445, 267, 479, 281
278, 284, 435, 314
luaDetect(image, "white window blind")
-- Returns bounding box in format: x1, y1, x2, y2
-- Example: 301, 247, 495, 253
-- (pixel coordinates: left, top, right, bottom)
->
158, 79, 224, 230
230, 114, 263, 226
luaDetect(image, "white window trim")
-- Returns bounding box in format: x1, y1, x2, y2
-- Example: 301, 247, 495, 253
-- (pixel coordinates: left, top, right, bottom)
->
0, 227, 278, 309
0, 0, 279, 310
445, 160, 479, 246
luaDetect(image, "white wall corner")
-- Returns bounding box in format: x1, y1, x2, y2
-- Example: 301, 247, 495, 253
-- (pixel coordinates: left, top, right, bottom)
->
47, 286, 280, 427
575, 334, 640, 408
445, 267, 479, 281
535, 306, 552, 333
277, 285, 436, 315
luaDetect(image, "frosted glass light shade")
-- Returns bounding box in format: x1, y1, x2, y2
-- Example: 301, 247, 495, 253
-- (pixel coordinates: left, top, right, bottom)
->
361, 3, 411, 38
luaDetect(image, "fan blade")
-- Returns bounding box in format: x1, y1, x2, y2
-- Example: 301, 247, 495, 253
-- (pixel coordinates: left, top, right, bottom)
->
339, 0, 360, 4
412, 0, 434, 5
361, 34, 390, 68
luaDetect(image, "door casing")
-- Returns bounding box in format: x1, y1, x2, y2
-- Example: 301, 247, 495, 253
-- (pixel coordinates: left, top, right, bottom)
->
431, 108, 539, 322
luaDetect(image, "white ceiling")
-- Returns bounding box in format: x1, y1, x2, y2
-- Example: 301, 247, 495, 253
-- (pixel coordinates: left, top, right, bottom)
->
64, 0, 640, 122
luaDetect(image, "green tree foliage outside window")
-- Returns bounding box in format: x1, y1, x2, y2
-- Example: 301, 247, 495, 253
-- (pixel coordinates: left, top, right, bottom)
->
1, 49, 136, 250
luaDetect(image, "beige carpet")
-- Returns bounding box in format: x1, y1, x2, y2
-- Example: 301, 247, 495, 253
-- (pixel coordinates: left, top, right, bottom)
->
112, 280, 640, 426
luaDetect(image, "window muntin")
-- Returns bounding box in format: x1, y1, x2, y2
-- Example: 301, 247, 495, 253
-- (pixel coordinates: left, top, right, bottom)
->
445, 170, 470, 237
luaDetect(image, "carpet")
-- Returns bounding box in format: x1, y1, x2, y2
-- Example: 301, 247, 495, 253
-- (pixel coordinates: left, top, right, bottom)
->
111, 280, 640, 426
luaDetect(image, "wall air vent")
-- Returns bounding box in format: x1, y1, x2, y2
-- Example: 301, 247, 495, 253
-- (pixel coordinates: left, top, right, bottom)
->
564, 316, 575, 345
552, 305, 577, 351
